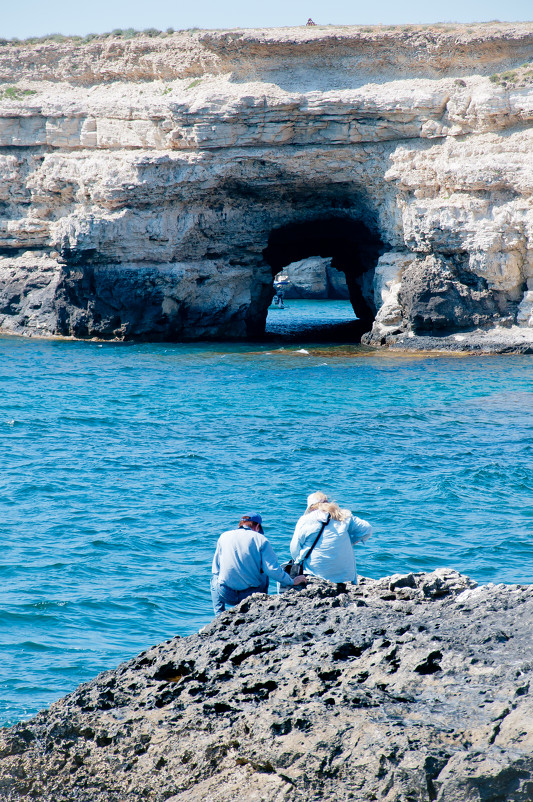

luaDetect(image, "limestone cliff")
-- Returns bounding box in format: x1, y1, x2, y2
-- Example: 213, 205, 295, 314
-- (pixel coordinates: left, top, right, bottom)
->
0, 571, 531, 800
1, 24, 533, 346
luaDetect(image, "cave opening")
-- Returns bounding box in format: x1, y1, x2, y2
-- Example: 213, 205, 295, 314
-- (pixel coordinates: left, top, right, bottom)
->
262, 217, 385, 342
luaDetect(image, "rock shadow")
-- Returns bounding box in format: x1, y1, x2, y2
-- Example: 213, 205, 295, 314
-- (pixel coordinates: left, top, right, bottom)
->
263, 216, 385, 342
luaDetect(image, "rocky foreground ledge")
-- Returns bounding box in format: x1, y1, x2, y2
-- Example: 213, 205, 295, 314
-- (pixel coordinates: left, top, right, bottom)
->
1, 570, 532, 801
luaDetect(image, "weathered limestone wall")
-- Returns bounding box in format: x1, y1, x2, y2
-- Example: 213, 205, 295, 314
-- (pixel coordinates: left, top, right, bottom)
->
1, 24, 533, 344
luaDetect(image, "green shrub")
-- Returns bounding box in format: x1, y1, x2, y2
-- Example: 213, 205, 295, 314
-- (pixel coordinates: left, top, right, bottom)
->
0, 86, 38, 100
186, 78, 202, 90
109, 28, 138, 38
488, 62, 533, 88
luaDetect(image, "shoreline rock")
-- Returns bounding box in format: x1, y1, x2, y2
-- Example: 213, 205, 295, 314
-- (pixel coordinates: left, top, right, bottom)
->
1, 569, 532, 801
367, 325, 533, 354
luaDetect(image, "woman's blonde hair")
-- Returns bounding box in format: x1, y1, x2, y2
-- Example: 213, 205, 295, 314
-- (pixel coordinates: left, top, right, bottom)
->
305, 491, 351, 521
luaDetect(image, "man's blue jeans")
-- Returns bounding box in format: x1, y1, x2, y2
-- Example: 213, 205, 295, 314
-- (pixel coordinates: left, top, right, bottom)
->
211, 575, 269, 614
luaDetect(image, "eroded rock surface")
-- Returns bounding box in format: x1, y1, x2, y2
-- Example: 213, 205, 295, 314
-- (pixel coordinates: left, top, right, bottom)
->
275, 257, 349, 299
1, 570, 532, 801
1, 26, 533, 346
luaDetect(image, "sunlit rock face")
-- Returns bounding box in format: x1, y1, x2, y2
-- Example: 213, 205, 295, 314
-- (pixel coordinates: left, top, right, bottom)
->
274, 257, 350, 300
0, 24, 533, 343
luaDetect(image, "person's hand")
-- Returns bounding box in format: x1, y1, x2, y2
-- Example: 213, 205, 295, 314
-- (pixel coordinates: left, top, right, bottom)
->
293, 575, 307, 587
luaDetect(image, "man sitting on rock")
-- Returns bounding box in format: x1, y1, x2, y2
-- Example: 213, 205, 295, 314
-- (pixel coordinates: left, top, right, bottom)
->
211, 514, 307, 614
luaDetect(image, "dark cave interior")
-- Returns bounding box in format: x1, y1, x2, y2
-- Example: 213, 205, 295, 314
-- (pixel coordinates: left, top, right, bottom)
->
262, 216, 385, 341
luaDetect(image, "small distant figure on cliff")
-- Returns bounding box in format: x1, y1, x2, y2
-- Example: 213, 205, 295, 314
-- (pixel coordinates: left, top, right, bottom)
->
289, 492, 372, 586
306, 18, 317, 26
211, 513, 307, 614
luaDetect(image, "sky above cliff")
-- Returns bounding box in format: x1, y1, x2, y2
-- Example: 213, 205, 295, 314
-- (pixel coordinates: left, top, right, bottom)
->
2, 0, 532, 39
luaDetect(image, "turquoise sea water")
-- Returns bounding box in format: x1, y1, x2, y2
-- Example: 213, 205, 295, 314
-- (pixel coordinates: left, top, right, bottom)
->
1, 300, 533, 726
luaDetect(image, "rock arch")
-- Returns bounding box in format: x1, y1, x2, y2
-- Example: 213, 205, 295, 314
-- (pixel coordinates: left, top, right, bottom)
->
263, 217, 385, 339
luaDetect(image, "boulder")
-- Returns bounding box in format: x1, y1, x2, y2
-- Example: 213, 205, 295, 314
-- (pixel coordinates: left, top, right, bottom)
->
398, 254, 502, 333
1, 570, 532, 801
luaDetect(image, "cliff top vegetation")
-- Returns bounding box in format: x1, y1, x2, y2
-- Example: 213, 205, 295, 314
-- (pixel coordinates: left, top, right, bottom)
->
1, 20, 532, 48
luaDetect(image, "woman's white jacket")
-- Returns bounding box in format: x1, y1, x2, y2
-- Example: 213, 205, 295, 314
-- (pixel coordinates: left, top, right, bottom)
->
290, 509, 372, 583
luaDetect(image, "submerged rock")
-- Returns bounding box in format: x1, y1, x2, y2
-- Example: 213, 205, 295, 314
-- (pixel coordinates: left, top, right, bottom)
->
1, 570, 532, 801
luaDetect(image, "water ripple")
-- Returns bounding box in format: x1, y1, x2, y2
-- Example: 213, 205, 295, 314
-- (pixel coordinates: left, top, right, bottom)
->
1, 312, 533, 725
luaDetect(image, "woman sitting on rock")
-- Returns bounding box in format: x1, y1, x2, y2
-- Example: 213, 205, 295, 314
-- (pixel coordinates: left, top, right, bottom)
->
290, 492, 372, 585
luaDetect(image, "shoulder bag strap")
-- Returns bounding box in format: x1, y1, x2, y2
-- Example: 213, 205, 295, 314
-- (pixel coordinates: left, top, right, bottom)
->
303, 513, 331, 562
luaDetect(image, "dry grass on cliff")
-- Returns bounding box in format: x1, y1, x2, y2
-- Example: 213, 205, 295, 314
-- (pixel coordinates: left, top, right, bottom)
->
1, 21, 532, 48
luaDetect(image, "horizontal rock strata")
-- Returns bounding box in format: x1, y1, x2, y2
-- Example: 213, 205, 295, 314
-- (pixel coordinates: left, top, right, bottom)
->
0, 570, 532, 801
0, 26, 533, 345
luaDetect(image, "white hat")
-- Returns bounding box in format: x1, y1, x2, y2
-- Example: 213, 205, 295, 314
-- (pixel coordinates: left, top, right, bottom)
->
306, 491, 329, 508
